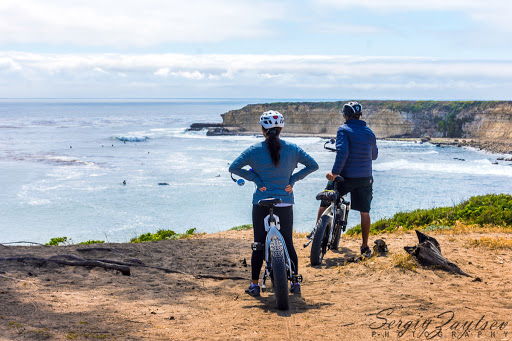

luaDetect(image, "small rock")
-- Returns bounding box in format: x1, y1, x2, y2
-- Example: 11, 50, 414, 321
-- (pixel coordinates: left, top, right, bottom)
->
472, 277, 482, 282
169, 316, 175, 320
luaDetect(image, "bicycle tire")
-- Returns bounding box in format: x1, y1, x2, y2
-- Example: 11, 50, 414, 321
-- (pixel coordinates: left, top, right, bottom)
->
270, 239, 289, 310
331, 223, 342, 250
310, 215, 332, 266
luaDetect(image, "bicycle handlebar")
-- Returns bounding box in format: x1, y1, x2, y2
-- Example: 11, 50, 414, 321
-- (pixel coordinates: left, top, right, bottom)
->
324, 138, 336, 152
230, 173, 245, 186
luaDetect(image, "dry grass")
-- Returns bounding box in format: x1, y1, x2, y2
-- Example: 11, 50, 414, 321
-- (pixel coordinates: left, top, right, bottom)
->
465, 236, 512, 250
390, 251, 417, 271
293, 231, 309, 238
426, 221, 512, 235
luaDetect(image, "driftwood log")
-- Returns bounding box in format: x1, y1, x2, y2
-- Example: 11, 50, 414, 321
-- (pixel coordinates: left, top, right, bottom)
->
404, 230, 470, 277
0, 253, 246, 281
0, 255, 131, 276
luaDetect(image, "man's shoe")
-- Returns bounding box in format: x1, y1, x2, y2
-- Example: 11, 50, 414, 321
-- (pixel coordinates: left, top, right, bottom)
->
361, 246, 372, 259
245, 284, 260, 297
290, 283, 301, 295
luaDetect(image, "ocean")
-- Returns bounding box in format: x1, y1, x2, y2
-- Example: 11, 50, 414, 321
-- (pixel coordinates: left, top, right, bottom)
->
1, 99, 511, 244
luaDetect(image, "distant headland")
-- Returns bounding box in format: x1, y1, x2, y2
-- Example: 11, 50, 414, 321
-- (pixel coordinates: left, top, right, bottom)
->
189, 100, 512, 154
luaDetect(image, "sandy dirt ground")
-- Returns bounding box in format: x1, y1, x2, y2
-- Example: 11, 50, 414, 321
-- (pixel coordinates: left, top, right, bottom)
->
0, 229, 511, 340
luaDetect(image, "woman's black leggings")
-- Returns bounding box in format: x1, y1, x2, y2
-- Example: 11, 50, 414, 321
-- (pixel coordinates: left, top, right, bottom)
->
251, 204, 298, 281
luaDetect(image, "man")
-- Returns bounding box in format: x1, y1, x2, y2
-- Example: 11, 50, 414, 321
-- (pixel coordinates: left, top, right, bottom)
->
319, 101, 378, 258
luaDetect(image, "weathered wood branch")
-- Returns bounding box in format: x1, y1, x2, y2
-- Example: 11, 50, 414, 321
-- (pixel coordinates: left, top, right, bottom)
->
415, 230, 441, 253
0, 256, 131, 276
405, 230, 470, 277
0, 254, 247, 281
0, 241, 48, 246
76, 247, 121, 253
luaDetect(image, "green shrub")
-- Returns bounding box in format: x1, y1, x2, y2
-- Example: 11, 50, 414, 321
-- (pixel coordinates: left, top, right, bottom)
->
78, 240, 105, 245
45, 237, 69, 246
230, 224, 253, 231
346, 194, 512, 235
130, 228, 199, 243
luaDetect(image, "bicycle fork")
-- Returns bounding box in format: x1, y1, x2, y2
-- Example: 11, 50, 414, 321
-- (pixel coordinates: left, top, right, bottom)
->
261, 214, 297, 291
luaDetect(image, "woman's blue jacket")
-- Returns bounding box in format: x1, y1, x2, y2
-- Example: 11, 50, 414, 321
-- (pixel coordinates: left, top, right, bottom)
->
229, 139, 318, 205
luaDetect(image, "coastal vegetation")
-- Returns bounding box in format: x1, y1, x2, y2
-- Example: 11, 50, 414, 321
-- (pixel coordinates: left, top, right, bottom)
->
346, 193, 512, 236
45, 229, 203, 245
229, 224, 253, 231
129, 228, 201, 243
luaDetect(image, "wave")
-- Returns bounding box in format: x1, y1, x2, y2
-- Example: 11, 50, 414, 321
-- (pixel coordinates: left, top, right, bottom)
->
374, 158, 512, 177
114, 136, 148, 142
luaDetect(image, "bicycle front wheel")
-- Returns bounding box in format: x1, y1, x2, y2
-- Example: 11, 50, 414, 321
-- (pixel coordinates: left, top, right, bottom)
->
310, 215, 332, 266
270, 239, 289, 310
331, 223, 342, 250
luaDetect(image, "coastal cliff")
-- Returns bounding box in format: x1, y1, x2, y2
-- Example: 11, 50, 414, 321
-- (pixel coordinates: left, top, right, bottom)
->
216, 100, 512, 153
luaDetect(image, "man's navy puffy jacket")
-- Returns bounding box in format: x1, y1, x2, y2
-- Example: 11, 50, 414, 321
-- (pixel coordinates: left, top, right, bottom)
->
331, 119, 378, 178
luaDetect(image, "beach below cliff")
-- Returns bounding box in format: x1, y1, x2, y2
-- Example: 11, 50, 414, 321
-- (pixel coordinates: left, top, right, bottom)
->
1, 228, 511, 340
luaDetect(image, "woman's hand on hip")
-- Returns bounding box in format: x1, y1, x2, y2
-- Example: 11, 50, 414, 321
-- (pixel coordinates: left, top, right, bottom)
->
285, 185, 293, 193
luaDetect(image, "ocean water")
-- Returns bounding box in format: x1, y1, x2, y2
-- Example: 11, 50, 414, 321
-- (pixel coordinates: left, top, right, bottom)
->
1, 99, 511, 244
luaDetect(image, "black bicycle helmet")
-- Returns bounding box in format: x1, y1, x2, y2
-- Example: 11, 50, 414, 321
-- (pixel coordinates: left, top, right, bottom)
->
341, 101, 362, 117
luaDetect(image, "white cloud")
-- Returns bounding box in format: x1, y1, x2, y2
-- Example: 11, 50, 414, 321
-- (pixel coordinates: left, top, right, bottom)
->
0, 0, 284, 47
1, 51, 512, 98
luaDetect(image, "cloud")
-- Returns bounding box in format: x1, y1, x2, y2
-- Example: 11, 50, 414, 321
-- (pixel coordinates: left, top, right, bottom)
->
0, 0, 283, 47
1, 52, 512, 98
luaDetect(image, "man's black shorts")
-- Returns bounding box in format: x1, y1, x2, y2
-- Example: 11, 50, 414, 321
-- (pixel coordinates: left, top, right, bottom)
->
320, 176, 373, 213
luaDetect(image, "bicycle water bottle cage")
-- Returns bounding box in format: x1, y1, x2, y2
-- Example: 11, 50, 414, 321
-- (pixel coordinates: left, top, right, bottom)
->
251, 242, 264, 251
316, 190, 338, 203
258, 198, 282, 207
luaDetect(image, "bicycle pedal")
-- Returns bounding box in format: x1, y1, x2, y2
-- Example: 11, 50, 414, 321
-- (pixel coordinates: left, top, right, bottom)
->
292, 274, 303, 283
251, 242, 264, 251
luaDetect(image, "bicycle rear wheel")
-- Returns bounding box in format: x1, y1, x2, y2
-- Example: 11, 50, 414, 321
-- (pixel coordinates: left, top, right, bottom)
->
270, 239, 289, 310
310, 215, 332, 266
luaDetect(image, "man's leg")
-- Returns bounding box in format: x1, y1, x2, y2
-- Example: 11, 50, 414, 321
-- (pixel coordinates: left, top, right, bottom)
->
360, 212, 370, 248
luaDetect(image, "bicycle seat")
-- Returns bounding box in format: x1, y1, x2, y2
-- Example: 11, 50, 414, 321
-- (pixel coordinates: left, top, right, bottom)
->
316, 190, 338, 202
258, 198, 282, 207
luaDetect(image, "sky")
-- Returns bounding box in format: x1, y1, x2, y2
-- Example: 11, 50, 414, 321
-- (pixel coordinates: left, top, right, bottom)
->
1, 0, 512, 100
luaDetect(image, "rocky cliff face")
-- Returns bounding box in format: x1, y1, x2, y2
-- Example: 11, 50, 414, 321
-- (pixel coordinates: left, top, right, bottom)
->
220, 101, 512, 143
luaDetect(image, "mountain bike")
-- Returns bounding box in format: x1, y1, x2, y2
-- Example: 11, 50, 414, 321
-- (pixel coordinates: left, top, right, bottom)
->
251, 198, 302, 310
304, 139, 350, 266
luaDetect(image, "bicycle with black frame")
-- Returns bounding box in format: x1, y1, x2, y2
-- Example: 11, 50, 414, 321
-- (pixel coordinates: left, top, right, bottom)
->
304, 139, 350, 265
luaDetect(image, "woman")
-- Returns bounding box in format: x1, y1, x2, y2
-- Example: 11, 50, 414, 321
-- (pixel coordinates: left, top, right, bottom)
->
229, 110, 318, 296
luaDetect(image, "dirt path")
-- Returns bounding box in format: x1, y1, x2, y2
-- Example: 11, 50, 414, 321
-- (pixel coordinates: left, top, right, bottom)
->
1, 230, 511, 340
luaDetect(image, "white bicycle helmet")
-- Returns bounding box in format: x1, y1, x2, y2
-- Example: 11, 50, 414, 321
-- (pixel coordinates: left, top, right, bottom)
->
259, 110, 284, 129
341, 101, 362, 117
